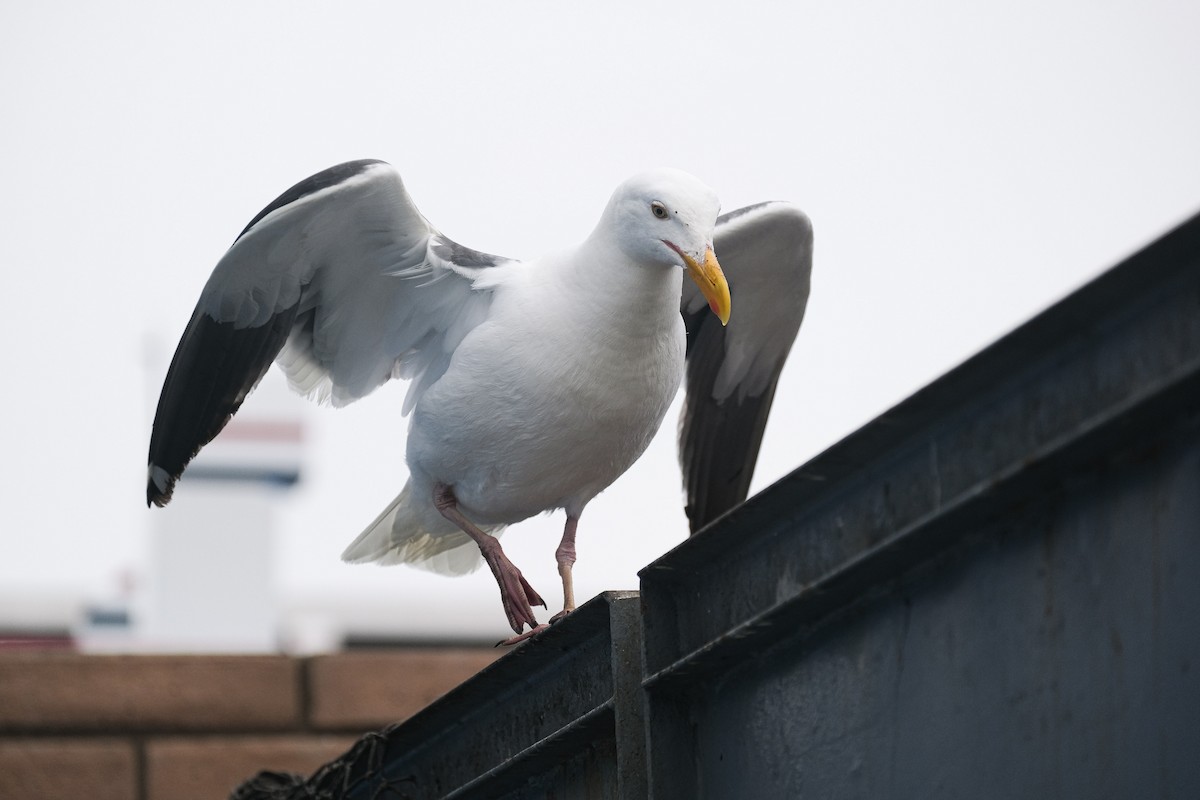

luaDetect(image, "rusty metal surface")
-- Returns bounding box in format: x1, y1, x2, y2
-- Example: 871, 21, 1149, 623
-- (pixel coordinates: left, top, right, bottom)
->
641, 211, 1200, 798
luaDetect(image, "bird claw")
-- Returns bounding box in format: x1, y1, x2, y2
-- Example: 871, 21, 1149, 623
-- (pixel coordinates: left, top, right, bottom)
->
520, 575, 547, 609
495, 624, 550, 647
495, 605, 575, 646
491, 558, 544, 634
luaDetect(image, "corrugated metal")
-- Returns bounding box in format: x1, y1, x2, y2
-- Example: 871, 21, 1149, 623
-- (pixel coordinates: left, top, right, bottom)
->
639, 210, 1200, 798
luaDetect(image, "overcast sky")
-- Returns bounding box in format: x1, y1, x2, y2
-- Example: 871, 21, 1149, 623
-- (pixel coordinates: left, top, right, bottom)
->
2, 1, 1197, 642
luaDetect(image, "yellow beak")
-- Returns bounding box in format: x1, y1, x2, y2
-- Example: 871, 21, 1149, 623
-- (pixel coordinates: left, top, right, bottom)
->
682, 246, 731, 326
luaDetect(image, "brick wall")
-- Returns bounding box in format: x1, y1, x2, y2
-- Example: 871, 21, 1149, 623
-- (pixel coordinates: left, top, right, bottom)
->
0, 649, 499, 800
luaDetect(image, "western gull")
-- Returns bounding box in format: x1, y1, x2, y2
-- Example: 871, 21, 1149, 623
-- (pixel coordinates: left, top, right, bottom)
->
147, 160, 812, 641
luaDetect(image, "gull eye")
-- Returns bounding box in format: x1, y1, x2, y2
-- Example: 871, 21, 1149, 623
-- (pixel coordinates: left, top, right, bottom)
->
650, 201, 670, 220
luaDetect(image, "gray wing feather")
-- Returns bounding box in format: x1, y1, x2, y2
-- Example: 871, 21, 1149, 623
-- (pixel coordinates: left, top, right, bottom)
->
679, 201, 813, 533
148, 160, 506, 506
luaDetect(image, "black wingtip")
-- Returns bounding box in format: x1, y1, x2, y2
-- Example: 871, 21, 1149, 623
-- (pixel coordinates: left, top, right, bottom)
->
146, 464, 177, 508
146, 303, 300, 513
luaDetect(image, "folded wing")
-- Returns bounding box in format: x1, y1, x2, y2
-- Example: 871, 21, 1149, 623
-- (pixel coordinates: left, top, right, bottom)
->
679, 202, 813, 532
147, 160, 507, 506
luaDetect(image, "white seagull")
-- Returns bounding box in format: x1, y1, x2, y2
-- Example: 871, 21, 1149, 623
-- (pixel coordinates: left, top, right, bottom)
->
147, 160, 812, 641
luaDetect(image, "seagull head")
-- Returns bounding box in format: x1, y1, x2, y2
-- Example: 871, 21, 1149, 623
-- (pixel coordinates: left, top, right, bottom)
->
602, 168, 731, 325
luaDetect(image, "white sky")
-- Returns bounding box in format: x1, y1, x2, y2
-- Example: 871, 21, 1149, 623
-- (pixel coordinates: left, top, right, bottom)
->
2, 1, 1197, 641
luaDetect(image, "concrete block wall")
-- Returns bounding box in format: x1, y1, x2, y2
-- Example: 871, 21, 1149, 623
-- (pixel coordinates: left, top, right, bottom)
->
0, 649, 499, 800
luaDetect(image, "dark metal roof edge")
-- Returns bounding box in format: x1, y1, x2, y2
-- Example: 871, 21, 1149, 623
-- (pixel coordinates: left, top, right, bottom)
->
642, 208, 1200, 579
444, 703, 616, 800
644, 362, 1200, 690
369, 592, 634, 757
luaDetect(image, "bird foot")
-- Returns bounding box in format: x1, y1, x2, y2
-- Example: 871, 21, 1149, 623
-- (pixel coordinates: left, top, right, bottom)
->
483, 547, 547, 634
496, 624, 550, 647
495, 606, 574, 647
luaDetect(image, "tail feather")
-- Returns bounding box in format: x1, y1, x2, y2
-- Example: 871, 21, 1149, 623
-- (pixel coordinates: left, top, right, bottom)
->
342, 483, 486, 576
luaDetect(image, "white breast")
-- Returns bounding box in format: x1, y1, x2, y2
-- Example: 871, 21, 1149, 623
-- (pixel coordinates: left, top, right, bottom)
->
405, 249, 686, 526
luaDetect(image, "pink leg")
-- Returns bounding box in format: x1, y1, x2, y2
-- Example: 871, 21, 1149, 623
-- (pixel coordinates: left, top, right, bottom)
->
433, 483, 545, 635
494, 513, 581, 646
550, 514, 579, 623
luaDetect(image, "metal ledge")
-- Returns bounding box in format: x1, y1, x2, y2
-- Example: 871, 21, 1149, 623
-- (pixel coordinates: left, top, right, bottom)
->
641, 209, 1200, 679
341, 591, 645, 800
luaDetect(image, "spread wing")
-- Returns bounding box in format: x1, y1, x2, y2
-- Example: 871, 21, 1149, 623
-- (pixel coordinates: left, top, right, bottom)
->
147, 159, 509, 506
679, 201, 813, 533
